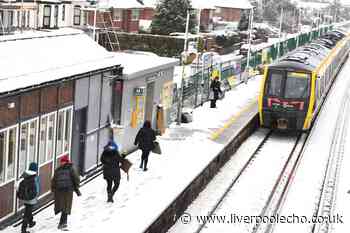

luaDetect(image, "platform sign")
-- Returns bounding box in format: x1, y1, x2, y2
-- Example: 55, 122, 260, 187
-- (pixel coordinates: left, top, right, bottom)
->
133, 87, 145, 96
202, 52, 213, 69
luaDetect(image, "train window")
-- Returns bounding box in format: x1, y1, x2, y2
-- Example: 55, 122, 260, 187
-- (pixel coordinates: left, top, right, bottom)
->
266, 72, 283, 97
285, 72, 310, 99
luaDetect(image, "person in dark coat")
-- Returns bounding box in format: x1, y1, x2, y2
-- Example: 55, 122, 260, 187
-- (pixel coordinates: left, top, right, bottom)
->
100, 140, 123, 203
18, 162, 40, 233
134, 120, 156, 171
210, 77, 222, 108
51, 155, 81, 230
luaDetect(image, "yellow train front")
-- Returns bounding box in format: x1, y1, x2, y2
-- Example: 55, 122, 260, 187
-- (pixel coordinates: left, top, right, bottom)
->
259, 29, 350, 131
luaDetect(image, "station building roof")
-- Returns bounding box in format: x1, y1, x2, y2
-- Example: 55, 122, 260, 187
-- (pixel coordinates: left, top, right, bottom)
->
0, 28, 119, 95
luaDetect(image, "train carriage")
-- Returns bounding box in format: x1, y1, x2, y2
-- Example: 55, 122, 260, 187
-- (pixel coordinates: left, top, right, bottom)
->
258, 29, 350, 131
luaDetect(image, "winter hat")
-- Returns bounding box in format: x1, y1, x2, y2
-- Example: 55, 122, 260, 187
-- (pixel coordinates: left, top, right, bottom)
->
60, 154, 70, 164
107, 139, 118, 151
28, 162, 38, 173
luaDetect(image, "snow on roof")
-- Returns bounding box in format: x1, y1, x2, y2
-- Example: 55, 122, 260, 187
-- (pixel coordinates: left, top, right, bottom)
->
213, 0, 253, 9
0, 28, 119, 95
112, 52, 179, 79
97, 0, 146, 9
141, 0, 252, 10
294, 0, 330, 9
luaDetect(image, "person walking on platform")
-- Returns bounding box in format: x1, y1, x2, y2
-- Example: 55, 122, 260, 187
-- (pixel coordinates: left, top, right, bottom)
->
17, 162, 40, 233
210, 76, 222, 108
51, 155, 81, 230
100, 140, 123, 203
134, 120, 156, 171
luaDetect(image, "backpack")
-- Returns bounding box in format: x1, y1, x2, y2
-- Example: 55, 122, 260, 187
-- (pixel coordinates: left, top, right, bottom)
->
17, 176, 37, 201
54, 166, 74, 191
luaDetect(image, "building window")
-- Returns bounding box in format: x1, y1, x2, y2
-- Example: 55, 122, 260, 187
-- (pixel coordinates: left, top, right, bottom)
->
0, 11, 3, 25
56, 107, 73, 164
131, 9, 139, 21
21, 11, 26, 27
54, 5, 58, 27
113, 9, 122, 21
43, 5, 51, 28
39, 112, 56, 165
73, 6, 81, 25
0, 126, 18, 185
27, 10, 30, 27
0, 131, 7, 184
19, 119, 38, 176
0, 126, 17, 184
7, 127, 17, 181
62, 5, 65, 21
9, 11, 14, 27
17, 11, 20, 27
82, 11, 87, 25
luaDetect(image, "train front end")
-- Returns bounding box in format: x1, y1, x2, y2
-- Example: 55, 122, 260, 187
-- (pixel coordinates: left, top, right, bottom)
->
259, 68, 311, 131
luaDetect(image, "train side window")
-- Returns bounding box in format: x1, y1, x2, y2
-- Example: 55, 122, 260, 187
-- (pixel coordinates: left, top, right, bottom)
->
266, 72, 283, 97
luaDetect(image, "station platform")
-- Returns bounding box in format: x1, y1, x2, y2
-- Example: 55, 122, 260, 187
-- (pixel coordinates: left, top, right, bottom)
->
4, 76, 261, 233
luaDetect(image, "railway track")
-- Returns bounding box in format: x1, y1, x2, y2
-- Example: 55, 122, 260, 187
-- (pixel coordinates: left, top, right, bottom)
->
252, 133, 307, 233
194, 131, 306, 233
311, 88, 350, 233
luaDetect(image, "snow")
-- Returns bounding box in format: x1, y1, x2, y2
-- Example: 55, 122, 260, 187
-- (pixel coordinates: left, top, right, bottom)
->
293, 0, 330, 10
0, 29, 178, 94
0, 29, 118, 94
97, 0, 146, 9
213, 0, 253, 10
111, 52, 179, 79
169, 132, 298, 233
4, 75, 262, 233
142, 0, 253, 10
167, 129, 269, 233
273, 57, 350, 233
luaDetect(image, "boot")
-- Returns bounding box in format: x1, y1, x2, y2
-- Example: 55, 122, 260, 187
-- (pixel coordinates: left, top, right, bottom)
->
29, 221, 36, 228
107, 193, 114, 203
21, 221, 29, 233
139, 160, 143, 169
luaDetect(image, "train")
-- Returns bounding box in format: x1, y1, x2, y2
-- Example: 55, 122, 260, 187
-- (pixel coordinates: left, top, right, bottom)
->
258, 28, 350, 131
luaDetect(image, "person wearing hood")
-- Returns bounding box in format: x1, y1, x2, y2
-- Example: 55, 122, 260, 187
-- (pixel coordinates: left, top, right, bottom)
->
51, 155, 81, 230
18, 162, 40, 233
134, 120, 156, 171
100, 140, 123, 203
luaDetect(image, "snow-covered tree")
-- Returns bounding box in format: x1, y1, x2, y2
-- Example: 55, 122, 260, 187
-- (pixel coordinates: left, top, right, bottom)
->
151, 0, 197, 35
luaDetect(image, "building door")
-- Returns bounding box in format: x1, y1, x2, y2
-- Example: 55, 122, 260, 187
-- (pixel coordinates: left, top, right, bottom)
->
43, 5, 51, 29
145, 82, 155, 124
71, 108, 87, 174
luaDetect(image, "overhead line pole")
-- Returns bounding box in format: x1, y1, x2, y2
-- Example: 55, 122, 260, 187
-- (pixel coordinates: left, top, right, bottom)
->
276, 7, 283, 60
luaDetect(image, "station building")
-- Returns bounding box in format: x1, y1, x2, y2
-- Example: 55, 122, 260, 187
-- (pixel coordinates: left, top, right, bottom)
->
0, 28, 179, 224
0, 28, 121, 222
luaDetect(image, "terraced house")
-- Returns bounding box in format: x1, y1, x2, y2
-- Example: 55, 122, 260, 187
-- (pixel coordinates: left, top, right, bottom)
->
0, 0, 87, 33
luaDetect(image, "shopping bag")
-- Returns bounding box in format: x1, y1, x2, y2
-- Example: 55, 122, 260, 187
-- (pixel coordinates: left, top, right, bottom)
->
121, 159, 132, 181
209, 91, 214, 100
152, 141, 162, 155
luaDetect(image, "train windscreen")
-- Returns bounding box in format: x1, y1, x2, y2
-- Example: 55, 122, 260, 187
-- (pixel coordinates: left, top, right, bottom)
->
266, 71, 283, 96
284, 72, 310, 99
265, 70, 310, 99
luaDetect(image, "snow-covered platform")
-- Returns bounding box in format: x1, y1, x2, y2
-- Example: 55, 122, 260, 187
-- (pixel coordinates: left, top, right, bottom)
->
4, 76, 262, 233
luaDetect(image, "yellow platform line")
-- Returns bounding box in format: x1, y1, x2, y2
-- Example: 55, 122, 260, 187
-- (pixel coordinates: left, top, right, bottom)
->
210, 100, 258, 140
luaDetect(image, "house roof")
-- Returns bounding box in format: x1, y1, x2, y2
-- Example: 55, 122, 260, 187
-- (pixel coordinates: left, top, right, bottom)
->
213, 0, 253, 9
0, 28, 119, 95
142, 0, 253, 10
97, 0, 146, 9
112, 52, 179, 80
291, 0, 330, 9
